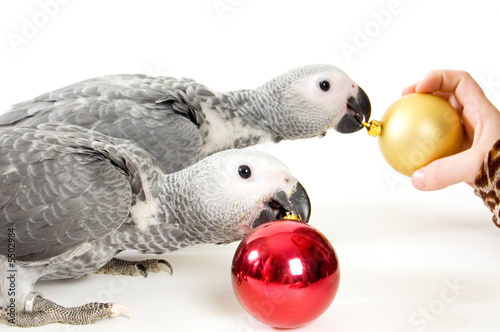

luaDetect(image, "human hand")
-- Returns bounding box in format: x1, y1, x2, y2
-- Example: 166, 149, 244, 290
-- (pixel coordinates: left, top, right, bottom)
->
401, 70, 500, 190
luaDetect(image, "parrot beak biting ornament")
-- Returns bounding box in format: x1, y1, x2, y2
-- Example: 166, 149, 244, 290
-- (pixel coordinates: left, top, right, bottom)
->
336, 86, 372, 133
361, 93, 464, 176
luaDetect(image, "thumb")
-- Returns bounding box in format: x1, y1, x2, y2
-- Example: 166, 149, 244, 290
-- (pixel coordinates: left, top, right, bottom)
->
411, 150, 483, 191
401, 82, 419, 96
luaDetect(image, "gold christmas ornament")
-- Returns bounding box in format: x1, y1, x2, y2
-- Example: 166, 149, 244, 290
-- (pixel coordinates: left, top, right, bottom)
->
362, 93, 464, 176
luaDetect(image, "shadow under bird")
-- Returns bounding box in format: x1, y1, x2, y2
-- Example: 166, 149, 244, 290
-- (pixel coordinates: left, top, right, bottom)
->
0, 64, 371, 173
0, 123, 311, 327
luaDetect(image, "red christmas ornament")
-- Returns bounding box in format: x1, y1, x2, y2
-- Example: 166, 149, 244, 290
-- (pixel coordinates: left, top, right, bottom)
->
231, 220, 340, 328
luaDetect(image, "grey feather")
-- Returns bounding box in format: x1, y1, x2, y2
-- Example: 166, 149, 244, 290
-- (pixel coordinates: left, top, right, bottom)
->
0, 123, 307, 284
0, 65, 370, 173
0, 126, 136, 262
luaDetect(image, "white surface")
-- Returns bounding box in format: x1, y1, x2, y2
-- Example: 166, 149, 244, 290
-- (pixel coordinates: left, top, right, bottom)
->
1, 1, 500, 331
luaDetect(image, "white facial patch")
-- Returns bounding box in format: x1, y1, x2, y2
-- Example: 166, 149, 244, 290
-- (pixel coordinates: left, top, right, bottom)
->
296, 71, 355, 106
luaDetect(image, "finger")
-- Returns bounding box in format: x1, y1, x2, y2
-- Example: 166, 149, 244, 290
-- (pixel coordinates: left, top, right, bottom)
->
446, 94, 464, 115
401, 82, 419, 95
414, 70, 487, 109
411, 149, 484, 191
402, 84, 464, 116
414, 70, 465, 93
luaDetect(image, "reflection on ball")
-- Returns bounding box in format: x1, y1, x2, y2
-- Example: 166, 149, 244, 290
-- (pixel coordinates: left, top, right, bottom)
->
231, 220, 340, 328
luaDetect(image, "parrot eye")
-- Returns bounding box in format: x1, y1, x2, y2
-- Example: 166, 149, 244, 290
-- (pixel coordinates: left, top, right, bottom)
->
238, 165, 252, 179
319, 80, 330, 92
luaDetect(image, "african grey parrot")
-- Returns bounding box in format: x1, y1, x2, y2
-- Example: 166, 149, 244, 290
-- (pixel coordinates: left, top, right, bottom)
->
0, 64, 371, 173
0, 123, 310, 327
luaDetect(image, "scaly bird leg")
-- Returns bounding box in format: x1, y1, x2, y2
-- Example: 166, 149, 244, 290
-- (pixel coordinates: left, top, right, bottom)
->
0, 292, 130, 327
95, 258, 173, 277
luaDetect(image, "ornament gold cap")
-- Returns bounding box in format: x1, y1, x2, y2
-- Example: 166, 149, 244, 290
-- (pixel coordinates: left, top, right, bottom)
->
362, 120, 382, 137
283, 213, 301, 221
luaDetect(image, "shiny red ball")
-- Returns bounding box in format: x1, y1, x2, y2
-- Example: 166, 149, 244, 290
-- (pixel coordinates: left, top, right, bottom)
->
231, 220, 340, 328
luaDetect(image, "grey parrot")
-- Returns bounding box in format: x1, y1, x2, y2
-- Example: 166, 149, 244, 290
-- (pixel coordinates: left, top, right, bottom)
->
0, 64, 371, 173
0, 123, 310, 327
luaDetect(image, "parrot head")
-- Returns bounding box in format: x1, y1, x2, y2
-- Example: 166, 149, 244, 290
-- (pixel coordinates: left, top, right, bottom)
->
175, 149, 311, 244
257, 64, 371, 139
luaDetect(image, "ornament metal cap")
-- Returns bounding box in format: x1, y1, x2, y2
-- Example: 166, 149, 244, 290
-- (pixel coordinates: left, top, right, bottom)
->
362, 120, 382, 137
283, 213, 301, 221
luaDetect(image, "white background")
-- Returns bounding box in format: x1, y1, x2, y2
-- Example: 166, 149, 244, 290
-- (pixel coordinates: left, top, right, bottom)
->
1, 1, 500, 331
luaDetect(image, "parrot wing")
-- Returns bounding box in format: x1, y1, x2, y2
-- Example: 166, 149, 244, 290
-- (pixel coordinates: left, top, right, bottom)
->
0, 74, 210, 173
0, 124, 146, 264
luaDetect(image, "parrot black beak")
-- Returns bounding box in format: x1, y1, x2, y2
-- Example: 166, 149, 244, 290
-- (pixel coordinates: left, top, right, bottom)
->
252, 182, 311, 229
336, 86, 371, 133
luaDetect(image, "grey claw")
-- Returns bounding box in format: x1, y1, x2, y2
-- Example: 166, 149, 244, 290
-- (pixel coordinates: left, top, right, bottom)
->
159, 259, 173, 275
137, 264, 148, 278
110, 303, 132, 319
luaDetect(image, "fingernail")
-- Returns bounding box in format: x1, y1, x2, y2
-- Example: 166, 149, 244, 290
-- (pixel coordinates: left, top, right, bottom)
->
412, 170, 426, 190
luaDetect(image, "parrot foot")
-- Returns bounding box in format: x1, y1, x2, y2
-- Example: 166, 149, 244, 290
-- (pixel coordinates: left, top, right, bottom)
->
0, 292, 130, 327
95, 258, 173, 278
